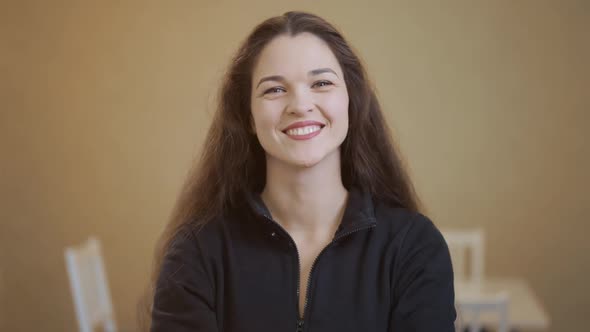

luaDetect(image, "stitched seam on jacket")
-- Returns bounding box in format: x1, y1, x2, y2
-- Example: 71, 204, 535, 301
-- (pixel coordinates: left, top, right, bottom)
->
391, 212, 421, 302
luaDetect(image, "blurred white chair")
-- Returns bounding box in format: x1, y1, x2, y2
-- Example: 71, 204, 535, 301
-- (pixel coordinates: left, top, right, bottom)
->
455, 292, 510, 332
441, 229, 484, 287
64, 237, 117, 332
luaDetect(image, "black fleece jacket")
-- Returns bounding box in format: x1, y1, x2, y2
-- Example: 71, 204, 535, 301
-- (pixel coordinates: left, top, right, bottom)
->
151, 188, 456, 331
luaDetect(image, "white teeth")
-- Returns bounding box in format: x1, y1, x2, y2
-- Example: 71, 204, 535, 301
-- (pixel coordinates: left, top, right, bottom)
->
285, 125, 321, 136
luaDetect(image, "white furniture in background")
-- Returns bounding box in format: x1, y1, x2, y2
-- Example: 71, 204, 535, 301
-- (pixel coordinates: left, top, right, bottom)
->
455, 291, 510, 332
64, 237, 117, 332
441, 228, 485, 287
456, 278, 550, 331
442, 229, 550, 330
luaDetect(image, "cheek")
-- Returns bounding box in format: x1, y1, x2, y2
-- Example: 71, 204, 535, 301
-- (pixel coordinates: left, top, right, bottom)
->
323, 92, 349, 127
252, 102, 282, 134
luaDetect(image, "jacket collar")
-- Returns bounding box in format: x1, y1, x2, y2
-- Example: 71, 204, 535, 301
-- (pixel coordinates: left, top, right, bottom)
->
245, 186, 377, 238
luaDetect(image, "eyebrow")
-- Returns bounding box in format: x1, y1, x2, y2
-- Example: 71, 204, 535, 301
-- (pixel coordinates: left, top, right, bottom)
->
256, 68, 338, 89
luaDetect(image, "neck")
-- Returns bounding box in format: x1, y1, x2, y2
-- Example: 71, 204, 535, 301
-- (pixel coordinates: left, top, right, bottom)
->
261, 150, 348, 240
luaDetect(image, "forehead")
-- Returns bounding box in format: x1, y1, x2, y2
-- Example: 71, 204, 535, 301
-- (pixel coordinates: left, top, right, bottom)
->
252, 32, 343, 79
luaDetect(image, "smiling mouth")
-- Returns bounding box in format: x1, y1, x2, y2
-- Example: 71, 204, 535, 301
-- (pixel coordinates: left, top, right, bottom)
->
282, 124, 325, 137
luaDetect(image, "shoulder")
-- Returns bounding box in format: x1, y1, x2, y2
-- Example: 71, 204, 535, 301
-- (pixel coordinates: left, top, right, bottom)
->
173, 215, 231, 255
382, 210, 457, 329
161, 216, 228, 266
376, 206, 453, 285
156, 217, 229, 290
374, 201, 445, 245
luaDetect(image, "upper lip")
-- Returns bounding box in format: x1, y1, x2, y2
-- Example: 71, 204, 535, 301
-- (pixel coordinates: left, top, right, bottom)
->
282, 120, 325, 132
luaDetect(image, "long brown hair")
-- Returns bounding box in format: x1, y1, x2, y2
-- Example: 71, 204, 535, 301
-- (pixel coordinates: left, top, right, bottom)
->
138, 11, 421, 330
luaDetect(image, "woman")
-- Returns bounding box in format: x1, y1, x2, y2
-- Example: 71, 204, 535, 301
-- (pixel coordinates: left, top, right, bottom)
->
147, 11, 456, 332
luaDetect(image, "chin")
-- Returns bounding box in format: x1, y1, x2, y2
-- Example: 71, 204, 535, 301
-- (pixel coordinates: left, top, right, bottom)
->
287, 152, 327, 168
296, 159, 321, 168
266, 146, 341, 169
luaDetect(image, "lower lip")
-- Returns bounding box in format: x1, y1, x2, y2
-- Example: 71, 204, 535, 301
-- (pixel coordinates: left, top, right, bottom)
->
284, 127, 323, 140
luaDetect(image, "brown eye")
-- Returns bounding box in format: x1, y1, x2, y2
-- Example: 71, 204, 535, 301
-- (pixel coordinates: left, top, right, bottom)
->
313, 80, 333, 88
264, 87, 286, 95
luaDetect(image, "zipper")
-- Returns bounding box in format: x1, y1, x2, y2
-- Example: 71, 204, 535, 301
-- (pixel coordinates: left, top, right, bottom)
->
300, 223, 377, 326
262, 214, 376, 332
296, 319, 304, 332
261, 215, 304, 321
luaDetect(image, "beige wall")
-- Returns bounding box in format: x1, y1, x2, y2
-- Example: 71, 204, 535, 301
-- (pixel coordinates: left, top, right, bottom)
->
1, 1, 588, 331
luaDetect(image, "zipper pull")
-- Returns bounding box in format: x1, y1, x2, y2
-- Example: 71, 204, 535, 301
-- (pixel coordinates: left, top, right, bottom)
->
296, 319, 304, 332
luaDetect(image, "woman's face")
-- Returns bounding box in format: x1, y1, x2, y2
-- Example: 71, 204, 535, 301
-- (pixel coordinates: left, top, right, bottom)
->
250, 32, 349, 168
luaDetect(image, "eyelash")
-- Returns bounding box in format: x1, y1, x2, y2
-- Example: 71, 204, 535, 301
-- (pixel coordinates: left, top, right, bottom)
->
263, 80, 334, 95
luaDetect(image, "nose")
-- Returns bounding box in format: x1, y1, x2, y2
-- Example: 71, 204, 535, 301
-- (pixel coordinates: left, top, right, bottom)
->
286, 87, 314, 115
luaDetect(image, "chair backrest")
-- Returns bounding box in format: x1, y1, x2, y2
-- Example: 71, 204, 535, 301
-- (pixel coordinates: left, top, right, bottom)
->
64, 237, 117, 332
455, 292, 510, 332
441, 229, 484, 287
